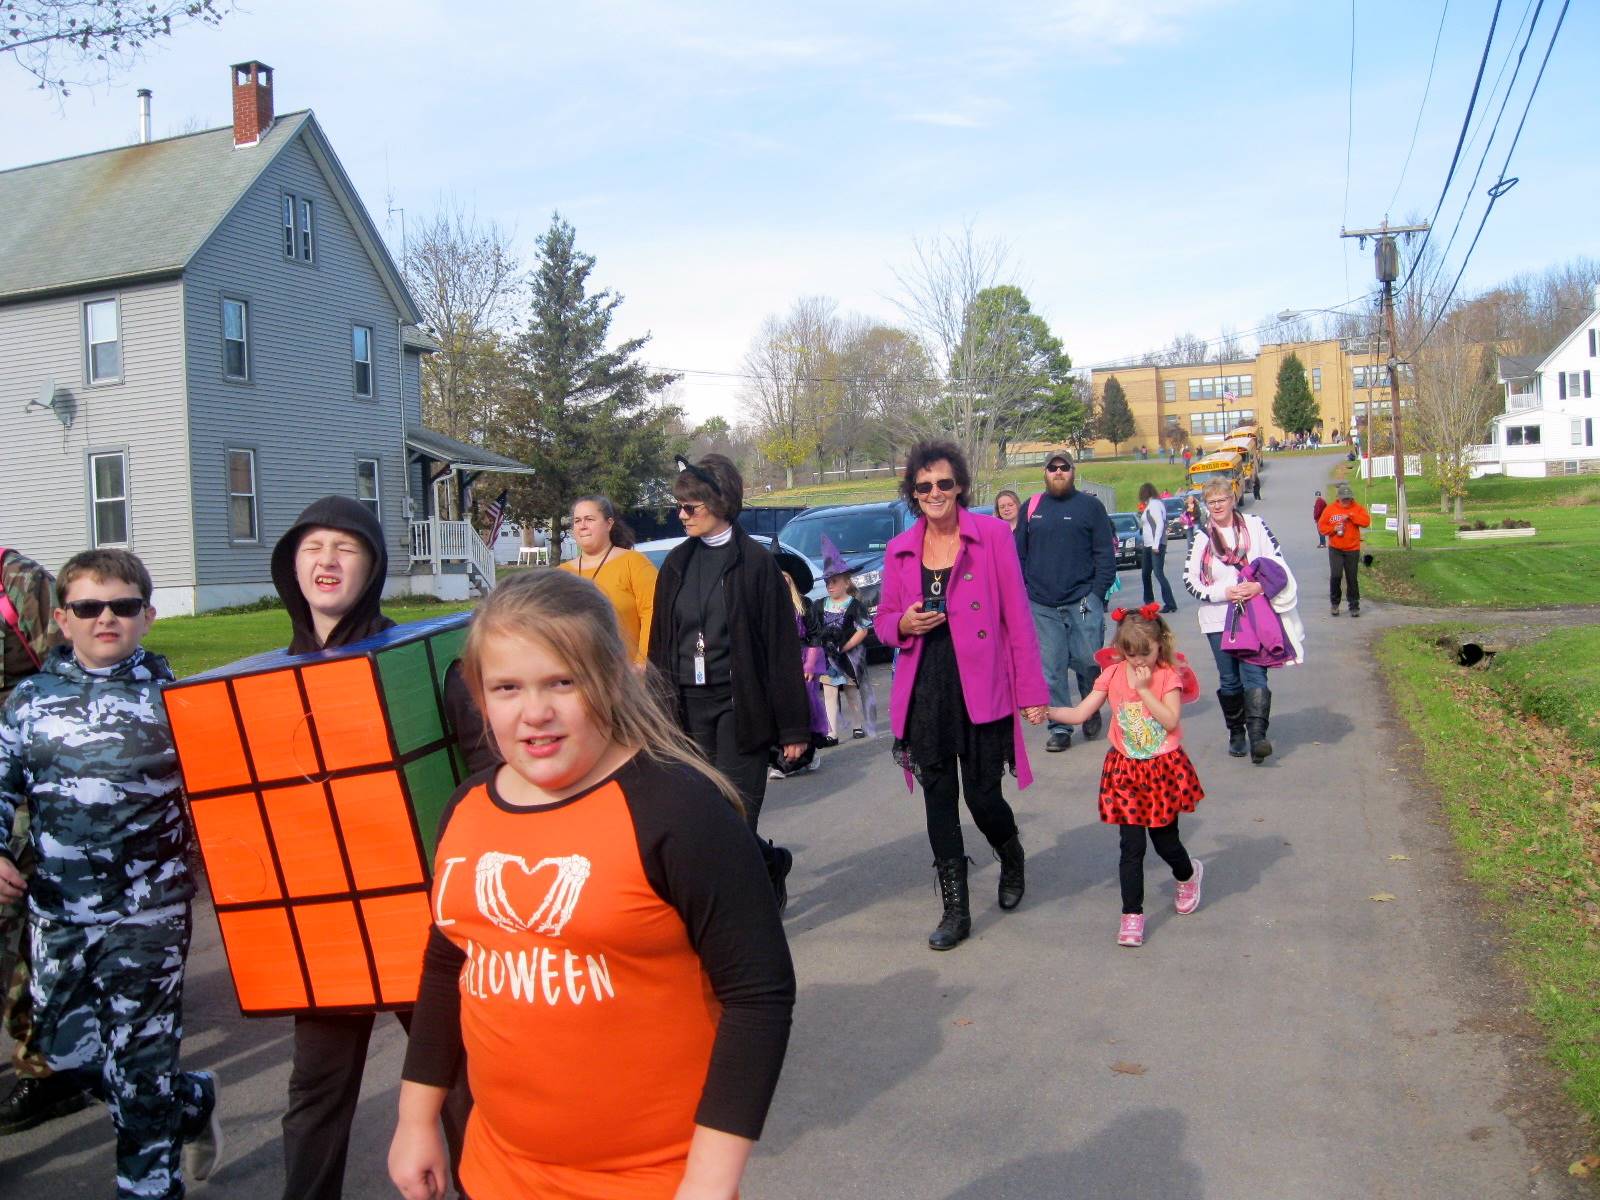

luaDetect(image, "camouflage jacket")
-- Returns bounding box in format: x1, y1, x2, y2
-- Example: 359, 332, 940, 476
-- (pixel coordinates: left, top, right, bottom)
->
0, 549, 60, 705
0, 645, 193, 924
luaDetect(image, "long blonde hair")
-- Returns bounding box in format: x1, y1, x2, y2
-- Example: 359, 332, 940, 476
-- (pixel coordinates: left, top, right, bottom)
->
462, 570, 743, 811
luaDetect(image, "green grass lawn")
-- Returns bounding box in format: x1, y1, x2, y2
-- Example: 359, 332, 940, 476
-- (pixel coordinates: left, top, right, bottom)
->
1379, 624, 1600, 1128
753, 458, 1191, 512
145, 599, 474, 679
1356, 473, 1600, 608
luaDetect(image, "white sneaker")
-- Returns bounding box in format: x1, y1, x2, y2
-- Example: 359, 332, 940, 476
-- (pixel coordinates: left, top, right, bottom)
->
767, 766, 784, 780
182, 1072, 224, 1183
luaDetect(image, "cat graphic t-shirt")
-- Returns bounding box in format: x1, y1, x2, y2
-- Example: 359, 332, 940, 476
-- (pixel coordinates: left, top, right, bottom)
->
1095, 661, 1184, 761
402, 754, 794, 1200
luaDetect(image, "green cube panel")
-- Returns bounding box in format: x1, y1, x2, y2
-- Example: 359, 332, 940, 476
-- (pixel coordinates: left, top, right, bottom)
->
430, 626, 467, 694
377, 640, 446, 754
405, 749, 461, 861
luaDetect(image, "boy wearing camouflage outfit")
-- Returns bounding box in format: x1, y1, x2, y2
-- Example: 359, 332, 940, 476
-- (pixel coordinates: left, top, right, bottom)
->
0, 545, 91, 1135
0, 549, 221, 1197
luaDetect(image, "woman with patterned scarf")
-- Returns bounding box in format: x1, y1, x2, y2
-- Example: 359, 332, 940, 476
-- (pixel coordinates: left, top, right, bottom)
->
1180, 481, 1304, 764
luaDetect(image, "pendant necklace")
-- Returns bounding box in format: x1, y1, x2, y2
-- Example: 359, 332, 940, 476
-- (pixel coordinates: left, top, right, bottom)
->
929, 569, 946, 597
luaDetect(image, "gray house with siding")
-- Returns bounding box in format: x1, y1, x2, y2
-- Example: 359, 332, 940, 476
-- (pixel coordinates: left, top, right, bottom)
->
0, 62, 527, 615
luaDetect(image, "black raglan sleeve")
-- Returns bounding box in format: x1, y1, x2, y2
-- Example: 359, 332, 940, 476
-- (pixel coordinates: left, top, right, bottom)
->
625, 757, 796, 1140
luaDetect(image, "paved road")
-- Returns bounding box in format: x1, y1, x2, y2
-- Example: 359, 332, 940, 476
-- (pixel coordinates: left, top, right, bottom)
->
3, 453, 1588, 1197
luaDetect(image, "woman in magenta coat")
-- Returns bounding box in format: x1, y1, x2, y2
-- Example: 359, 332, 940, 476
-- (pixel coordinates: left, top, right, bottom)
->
874, 440, 1049, 951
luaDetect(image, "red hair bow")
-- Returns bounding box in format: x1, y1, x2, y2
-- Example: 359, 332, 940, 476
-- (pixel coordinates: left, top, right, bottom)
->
1111, 603, 1163, 622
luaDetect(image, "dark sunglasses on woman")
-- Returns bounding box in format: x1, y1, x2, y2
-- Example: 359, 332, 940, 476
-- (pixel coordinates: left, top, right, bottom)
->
63, 597, 148, 619
913, 479, 957, 495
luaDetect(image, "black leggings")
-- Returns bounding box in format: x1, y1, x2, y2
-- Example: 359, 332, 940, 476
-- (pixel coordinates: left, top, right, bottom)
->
679, 686, 778, 865
1119, 822, 1193, 915
921, 751, 1018, 861
1328, 547, 1360, 610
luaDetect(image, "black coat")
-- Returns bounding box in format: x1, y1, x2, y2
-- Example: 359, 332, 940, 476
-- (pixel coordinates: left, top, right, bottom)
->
648, 527, 812, 755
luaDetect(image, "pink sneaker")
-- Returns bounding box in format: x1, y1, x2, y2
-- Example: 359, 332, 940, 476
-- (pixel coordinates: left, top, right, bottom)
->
1175, 859, 1204, 915
1117, 914, 1145, 947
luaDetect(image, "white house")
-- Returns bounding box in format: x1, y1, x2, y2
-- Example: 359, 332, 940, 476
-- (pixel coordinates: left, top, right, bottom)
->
1485, 285, 1600, 478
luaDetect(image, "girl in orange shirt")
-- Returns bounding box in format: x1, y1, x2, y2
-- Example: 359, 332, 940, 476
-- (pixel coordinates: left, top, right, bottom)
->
388, 570, 794, 1200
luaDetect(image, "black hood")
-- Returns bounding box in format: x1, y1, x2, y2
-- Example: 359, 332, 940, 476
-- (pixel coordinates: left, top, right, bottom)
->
271, 495, 394, 655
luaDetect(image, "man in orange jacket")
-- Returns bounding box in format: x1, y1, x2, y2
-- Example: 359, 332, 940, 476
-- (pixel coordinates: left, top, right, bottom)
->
1317, 482, 1371, 617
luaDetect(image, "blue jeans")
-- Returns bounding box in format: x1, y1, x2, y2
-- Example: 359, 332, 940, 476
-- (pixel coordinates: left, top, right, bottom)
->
1140, 545, 1176, 608
1032, 597, 1105, 735
1206, 631, 1269, 693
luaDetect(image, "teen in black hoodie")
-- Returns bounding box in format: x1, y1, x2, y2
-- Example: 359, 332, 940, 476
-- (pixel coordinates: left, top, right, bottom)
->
270, 497, 468, 1199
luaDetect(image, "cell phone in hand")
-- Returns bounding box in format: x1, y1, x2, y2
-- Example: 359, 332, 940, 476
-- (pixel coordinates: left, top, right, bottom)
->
922, 594, 946, 614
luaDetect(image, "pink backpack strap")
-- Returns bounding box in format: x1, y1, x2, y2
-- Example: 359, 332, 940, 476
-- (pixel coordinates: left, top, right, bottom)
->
0, 549, 44, 672
1026, 493, 1042, 519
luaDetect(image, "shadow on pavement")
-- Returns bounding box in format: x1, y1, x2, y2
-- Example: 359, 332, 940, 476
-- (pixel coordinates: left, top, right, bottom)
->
758, 968, 970, 1156
941, 1107, 1203, 1199
1266, 705, 1355, 759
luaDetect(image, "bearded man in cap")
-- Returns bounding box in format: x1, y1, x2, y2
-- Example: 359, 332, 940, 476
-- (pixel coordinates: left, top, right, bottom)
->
1015, 452, 1116, 751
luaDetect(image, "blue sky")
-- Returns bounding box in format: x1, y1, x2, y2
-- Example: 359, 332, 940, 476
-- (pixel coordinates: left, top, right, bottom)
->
4, 0, 1595, 421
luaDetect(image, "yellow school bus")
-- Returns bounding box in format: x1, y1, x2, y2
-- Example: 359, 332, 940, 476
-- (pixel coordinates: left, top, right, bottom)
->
1186, 449, 1244, 501
1219, 437, 1259, 489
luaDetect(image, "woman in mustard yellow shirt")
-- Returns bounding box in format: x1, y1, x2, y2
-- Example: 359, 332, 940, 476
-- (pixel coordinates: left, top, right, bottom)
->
561, 495, 658, 664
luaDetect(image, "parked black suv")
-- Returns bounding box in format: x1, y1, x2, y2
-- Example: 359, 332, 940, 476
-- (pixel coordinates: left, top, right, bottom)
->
777, 500, 917, 645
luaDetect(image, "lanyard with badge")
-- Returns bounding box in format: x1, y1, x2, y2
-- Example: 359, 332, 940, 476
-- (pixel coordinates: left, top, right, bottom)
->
692, 546, 723, 686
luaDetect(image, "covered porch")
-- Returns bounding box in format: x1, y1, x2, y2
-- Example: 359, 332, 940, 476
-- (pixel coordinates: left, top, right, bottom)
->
404, 426, 535, 597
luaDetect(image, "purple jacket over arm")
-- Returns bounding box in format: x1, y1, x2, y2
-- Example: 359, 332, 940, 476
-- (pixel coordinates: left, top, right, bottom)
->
874, 507, 1050, 791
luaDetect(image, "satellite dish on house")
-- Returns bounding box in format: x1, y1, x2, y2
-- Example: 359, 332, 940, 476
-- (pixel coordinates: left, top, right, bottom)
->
24, 379, 74, 429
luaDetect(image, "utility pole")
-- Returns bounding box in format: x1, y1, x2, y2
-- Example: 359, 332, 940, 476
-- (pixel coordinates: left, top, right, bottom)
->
1341, 220, 1428, 548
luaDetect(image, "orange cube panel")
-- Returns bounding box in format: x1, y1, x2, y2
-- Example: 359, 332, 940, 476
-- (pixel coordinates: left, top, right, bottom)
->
234, 669, 319, 783
361, 891, 432, 1005
264, 783, 350, 898
188, 792, 279, 905
292, 901, 376, 1008
331, 772, 425, 892
301, 659, 389, 772
217, 908, 308, 1012
163, 682, 250, 793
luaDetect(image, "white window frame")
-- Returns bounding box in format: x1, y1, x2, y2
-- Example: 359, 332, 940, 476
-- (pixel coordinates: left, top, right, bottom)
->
356, 457, 381, 521
282, 194, 296, 258
353, 325, 374, 398
227, 449, 258, 543
299, 197, 314, 262
1506, 424, 1541, 447
84, 297, 122, 385
1574, 419, 1586, 447
1162, 380, 1176, 404
1311, 367, 1322, 391
222, 297, 250, 381
1566, 372, 1582, 399
89, 450, 129, 547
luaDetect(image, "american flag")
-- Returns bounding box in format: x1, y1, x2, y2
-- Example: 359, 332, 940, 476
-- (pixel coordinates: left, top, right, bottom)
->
483, 490, 510, 549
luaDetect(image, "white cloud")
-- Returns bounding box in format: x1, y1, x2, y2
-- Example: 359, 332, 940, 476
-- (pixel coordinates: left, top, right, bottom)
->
1030, 0, 1239, 50
899, 111, 986, 129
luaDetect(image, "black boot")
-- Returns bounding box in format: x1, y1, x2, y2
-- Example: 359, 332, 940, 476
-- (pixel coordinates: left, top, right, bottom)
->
1218, 690, 1248, 758
1243, 687, 1273, 764
766, 841, 793, 912
0, 1074, 92, 1135
928, 856, 972, 950
995, 834, 1025, 911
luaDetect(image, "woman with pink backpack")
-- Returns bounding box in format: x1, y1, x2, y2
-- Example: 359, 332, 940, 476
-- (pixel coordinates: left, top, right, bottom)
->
1180, 482, 1305, 764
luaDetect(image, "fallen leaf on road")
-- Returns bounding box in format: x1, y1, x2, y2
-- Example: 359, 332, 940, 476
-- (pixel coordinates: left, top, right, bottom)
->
1467, 1126, 1491, 1142
1370, 893, 1398, 902
1570, 1160, 1590, 1178
952, 1018, 973, 1027
1388, 854, 1410, 862
1110, 1061, 1147, 1076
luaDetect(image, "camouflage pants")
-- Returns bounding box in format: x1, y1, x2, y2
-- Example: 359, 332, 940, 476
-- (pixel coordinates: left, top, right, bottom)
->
29, 908, 213, 1200
1, 804, 50, 1078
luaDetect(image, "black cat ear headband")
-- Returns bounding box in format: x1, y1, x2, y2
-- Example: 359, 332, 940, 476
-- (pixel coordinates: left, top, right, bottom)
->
674, 456, 722, 497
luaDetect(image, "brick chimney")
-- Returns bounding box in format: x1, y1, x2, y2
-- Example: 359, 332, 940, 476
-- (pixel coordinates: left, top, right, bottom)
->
231, 61, 274, 148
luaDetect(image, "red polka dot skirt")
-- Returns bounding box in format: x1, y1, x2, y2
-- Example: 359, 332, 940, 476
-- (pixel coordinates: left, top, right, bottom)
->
1098, 745, 1205, 827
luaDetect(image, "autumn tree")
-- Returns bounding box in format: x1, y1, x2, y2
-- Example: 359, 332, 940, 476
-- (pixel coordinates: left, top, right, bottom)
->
402, 203, 522, 447
1097, 377, 1135, 454
1272, 353, 1320, 436
3, 1, 231, 95
496, 213, 680, 533
836, 322, 939, 470
739, 298, 844, 489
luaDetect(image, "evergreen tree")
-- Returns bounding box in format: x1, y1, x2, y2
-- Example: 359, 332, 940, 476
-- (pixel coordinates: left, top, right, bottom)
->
1272, 353, 1321, 436
1097, 376, 1135, 454
496, 213, 680, 530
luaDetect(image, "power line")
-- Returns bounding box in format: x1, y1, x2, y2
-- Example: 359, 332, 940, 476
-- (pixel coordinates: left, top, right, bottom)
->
1386, 0, 1452, 216
1409, 0, 1571, 357
1413, 0, 1546, 302
1341, 0, 1357, 301
1396, 0, 1505, 294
